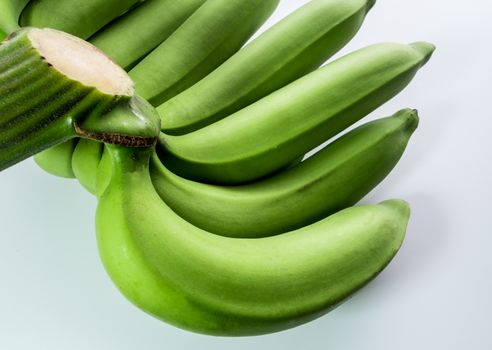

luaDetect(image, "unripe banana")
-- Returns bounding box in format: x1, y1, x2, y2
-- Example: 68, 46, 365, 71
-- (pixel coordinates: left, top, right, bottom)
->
20, 0, 143, 40
159, 0, 375, 135
72, 139, 104, 194
129, 0, 280, 107
151, 109, 418, 238
34, 139, 78, 179
160, 42, 435, 184
89, 0, 207, 70
0, 0, 29, 35
35, 0, 279, 177
97, 144, 411, 336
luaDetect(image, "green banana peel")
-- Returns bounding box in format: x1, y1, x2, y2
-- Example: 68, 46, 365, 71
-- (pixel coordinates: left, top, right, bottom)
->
0, 0, 29, 35
97, 144, 410, 336
151, 109, 418, 237
160, 42, 435, 184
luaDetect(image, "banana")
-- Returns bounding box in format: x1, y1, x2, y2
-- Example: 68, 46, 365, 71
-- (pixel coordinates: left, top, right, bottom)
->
0, 0, 29, 35
34, 0, 279, 177
151, 109, 417, 238
96, 144, 410, 335
159, 0, 376, 135
72, 138, 104, 194
20, 0, 142, 39
160, 42, 435, 184
129, 0, 280, 107
89, 0, 206, 70
34, 139, 78, 179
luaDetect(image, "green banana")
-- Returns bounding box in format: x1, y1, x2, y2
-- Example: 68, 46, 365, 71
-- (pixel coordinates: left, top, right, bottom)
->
20, 0, 142, 40
129, 0, 280, 107
34, 0, 279, 178
159, 0, 376, 134
72, 138, 104, 194
151, 109, 418, 238
34, 139, 78, 179
160, 42, 435, 184
96, 144, 410, 336
89, 0, 206, 70
0, 0, 29, 35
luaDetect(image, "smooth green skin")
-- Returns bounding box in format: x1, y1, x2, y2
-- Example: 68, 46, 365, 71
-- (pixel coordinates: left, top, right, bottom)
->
159, 0, 375, 135
72, 138, 104, 194
0, 0, 29, 34
96, 145, 410, 336
160, 42, 435, 185
95, 145, 113, 198
34, 139, 78, 178
130, 0, 280, 107
20, 0, 142, 40
89, 0, 206, 70
152, 109, 417, 238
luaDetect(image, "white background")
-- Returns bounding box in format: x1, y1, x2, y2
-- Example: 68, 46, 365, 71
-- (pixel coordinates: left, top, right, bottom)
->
1, 0, 491, 348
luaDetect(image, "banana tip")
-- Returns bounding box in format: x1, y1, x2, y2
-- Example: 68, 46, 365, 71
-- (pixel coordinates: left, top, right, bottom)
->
366, 0, 377, 11
410, 41, 436, 65
406, 108, 419, 133
379, 199, 411, 220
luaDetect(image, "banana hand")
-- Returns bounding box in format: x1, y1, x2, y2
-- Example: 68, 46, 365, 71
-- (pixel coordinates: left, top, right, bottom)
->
97, 144, 410, 336
160, 42, 435, 184
152, 109, 418, 237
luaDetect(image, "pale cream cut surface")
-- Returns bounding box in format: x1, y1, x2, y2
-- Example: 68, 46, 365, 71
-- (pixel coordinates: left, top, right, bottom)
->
28, 28, 134, 97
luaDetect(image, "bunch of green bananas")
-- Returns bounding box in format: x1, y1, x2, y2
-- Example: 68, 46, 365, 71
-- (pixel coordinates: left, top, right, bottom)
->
0, 0, 434, 336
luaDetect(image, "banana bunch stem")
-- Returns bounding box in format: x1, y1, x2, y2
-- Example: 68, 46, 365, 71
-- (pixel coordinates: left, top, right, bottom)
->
0, 28, 160, 171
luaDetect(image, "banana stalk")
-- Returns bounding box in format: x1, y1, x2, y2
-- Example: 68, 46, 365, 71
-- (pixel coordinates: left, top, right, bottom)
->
0, 28, 159, 171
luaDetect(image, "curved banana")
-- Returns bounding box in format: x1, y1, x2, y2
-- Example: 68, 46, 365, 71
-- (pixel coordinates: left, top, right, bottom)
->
151, 109, 417, 238
97, 144, 410, 336
0, 0, 29, 36
160, 42, 435, 184
20, 0, 142, 39
129, 0, 280, 106
89, 0, 206, 70
34, 0, 279, 177
159, 0, 376, 134
72, 138, 104, 194
34, 139, 78, 179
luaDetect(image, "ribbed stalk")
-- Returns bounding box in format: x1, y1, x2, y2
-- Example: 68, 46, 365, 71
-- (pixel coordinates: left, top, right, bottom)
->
0, 28, 160, 171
